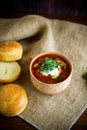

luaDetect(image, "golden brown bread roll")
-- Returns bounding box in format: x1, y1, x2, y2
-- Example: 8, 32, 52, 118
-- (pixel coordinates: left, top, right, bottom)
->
0, 61, 21, 83
0, 84, 28, 117
0, 41, 23, 61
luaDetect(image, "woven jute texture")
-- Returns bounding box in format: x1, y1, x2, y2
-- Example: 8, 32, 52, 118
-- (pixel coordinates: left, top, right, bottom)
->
0, 15, 87, 130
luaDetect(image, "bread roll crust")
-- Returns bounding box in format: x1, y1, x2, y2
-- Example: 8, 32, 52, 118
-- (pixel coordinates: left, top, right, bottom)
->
0, 84, 28, 116
0, 61, 21, 83
0, 41, 23, 61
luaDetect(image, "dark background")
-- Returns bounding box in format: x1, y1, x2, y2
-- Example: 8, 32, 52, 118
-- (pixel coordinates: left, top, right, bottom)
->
0, 0, 87, 18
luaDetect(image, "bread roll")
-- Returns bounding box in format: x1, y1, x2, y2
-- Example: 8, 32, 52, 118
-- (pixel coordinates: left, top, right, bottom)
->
0, 61, 21, 83
0, 84, 28, 117
0, 41, 23, 61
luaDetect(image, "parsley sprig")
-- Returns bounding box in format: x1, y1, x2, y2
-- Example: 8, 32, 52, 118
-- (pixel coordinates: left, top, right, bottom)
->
40, 57, 60, 73
82, 72, 87, 80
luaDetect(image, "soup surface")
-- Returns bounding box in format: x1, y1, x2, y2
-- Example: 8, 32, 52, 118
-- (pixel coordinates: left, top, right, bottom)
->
32, 54, 71, 84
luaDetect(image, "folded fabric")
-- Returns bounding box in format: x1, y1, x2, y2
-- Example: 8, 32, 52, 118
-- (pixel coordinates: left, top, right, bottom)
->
0, 15, 87, 130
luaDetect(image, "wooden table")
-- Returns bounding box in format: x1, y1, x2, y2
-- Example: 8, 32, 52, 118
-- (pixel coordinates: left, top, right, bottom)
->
0, 109, 87, 130
0, 13, 87, 130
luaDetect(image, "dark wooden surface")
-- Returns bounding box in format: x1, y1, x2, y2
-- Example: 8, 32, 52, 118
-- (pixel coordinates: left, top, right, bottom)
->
0, 109, 87, 130
0, 13, 87, 130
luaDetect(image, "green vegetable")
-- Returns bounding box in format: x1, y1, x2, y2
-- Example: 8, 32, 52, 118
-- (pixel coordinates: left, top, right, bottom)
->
82, 72, 87, 80
40, 57, 60, 73
57, 75, 63, 82
62, 65, 67, 70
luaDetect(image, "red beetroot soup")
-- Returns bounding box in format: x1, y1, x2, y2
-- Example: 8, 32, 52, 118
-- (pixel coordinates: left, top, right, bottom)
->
31, 54, 71, 84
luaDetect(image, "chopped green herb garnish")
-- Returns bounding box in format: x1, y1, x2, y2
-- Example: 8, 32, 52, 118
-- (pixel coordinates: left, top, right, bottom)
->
62, 65, 67, 70
57, 75, 63, 82
40, 57, 60, 73
82, 72, 87, 80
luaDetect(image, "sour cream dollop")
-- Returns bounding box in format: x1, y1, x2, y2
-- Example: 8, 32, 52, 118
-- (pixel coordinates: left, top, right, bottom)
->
41, 68, 60, 79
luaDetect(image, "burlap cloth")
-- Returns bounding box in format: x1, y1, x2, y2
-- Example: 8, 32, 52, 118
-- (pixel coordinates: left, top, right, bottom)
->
0, 15, 87, 130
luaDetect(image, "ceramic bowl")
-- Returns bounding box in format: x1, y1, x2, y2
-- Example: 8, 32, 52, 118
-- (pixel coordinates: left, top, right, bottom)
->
29, 52, 73, 95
